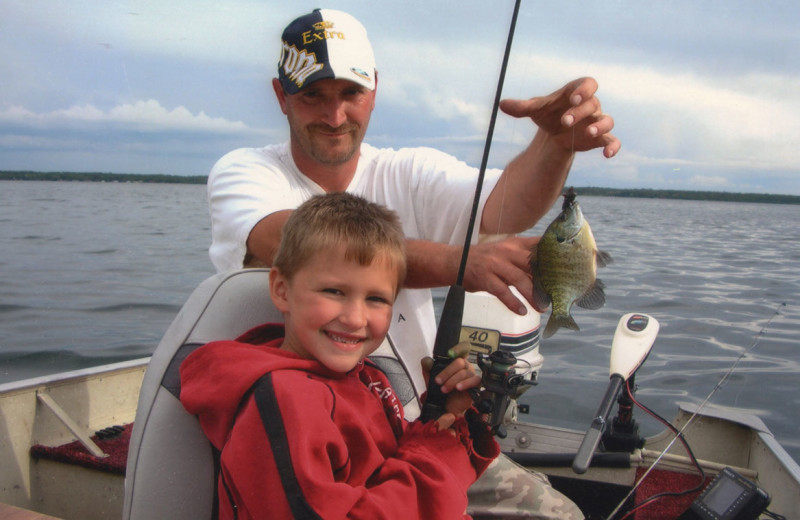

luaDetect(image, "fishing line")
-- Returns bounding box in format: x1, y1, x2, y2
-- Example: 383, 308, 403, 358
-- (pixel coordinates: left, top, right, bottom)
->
455, 0, 521, 285
605, 301, 786, 520
492, 84, 577, 239
491, 19, 536, 238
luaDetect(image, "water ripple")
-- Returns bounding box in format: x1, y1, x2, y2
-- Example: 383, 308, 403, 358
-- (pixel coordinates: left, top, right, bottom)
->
88, 303, 181, 313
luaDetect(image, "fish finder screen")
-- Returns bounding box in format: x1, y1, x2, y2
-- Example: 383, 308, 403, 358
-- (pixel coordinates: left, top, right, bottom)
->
682, 467, 770, 520
702, 477, 745, 514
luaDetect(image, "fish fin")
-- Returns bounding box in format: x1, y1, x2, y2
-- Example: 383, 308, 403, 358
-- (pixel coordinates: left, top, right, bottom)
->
543, 313, 580, 338
596, 250, 613, 268
531, 275, 551, 311
575, 279, 606, 310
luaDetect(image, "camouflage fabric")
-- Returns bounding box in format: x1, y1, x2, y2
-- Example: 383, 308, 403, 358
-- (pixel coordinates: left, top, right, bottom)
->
467, 454, 584, 519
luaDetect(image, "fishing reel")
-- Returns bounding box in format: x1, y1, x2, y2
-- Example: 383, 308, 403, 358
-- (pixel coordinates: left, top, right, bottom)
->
473, 350, 535, 438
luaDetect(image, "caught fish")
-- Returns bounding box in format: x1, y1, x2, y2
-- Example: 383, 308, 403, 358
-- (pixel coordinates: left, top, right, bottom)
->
530, 187, 612, 338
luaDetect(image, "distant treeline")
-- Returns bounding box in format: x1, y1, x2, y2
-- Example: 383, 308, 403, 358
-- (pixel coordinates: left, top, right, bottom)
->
2, 171, 799, 205
575, 187, 800, 205
0, 171, 207, 184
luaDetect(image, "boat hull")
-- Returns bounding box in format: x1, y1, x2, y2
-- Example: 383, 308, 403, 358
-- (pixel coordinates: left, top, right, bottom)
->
0, 359, 146, 519
2, 359, 798, 519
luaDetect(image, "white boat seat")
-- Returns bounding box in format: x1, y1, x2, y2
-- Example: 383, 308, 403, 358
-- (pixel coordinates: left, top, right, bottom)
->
122, 269, 416, 520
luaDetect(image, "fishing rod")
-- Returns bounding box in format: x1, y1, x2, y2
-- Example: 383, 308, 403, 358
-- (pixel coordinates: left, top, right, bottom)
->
419, 0, 523, 423
605, 302, 787, 520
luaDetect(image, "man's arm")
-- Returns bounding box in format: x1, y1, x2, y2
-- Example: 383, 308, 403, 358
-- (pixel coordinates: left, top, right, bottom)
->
247, 221, 539, 314
481, 77, 620, 234
404, 237, 540, 314
244, 79, 618, 315
454, 78, 620, 314
245, 210, 292, 267
247, 215, 467, 289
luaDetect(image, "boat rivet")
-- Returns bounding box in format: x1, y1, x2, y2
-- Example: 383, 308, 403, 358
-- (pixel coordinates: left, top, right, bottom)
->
516, 433, 531, 449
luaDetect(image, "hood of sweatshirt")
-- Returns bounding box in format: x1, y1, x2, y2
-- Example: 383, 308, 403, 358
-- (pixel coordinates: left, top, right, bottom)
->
179, 323, 365, 450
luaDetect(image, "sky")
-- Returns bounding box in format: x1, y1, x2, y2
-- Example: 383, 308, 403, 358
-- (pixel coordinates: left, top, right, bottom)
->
1, 0, 799, 195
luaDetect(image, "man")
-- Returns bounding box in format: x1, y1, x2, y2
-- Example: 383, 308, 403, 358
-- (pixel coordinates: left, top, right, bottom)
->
208, 8, 619, 518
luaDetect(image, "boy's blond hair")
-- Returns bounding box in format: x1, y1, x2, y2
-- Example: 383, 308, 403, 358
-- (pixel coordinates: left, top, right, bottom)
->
273, 193, 407, 288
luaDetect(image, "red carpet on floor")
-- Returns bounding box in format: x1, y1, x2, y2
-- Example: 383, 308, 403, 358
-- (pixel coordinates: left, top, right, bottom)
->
30, 423, 132, 475
631, 466, 711, 519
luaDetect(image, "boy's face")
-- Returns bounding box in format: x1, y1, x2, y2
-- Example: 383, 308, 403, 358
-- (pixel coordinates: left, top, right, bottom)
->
270, 248, 398, 373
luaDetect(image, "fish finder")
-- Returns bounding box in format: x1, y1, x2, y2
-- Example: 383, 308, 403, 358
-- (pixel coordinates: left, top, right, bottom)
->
678, 467, 770, 520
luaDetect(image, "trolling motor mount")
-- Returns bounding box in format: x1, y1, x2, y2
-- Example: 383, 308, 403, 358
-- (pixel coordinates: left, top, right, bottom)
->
601, 373, 646, 453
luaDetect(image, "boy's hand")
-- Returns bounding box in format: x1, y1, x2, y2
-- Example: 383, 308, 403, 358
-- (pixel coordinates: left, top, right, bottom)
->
434, 412, 458, 436
421, 342, 481, 419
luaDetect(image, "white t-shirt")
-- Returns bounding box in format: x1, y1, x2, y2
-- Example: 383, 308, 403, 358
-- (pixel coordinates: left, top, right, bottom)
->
207, 142, 501, 395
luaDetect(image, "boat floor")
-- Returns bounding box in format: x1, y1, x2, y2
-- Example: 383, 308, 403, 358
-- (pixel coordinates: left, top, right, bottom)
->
31, 419, 710, 519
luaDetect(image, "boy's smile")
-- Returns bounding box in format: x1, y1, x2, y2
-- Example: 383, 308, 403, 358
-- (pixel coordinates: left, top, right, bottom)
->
270, 247, 398, 373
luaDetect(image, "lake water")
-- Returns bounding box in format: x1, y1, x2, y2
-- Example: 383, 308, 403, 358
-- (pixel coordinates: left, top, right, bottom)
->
1, 181, 799, 463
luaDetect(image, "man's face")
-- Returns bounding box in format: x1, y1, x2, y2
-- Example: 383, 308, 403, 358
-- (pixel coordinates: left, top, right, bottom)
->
275, 78, 376, 167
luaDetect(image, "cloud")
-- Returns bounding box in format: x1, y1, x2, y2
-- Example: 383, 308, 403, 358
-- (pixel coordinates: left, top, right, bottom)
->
489, 52, 800, 182
369, 37, 800, 194
0, 100, 252, 135
2, 1, 798, 193
0, 99, 274, 175
376, 40, 498, 132
598, 64, 799, 170
376, 35, 800, 165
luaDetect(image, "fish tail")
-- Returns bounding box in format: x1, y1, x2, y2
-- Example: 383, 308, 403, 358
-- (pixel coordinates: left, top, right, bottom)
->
543, 313, 580, 338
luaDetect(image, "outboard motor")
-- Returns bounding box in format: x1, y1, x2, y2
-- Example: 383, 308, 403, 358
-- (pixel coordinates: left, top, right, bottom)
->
462, 287, 543, 382
461, 288, 542, 430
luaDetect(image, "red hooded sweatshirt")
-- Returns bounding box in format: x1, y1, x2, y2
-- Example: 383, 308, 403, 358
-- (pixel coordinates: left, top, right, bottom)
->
180, 324, 499, 520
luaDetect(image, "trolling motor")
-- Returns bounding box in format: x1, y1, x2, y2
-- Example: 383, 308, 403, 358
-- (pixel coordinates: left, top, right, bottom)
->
573, 313, 659, 474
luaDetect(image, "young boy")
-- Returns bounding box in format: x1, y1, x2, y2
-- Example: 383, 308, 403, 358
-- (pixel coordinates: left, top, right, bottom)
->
180, 192, 499, 519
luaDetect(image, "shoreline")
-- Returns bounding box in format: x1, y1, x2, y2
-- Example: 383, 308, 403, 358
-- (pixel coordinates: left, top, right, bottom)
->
2, 170, 799, 205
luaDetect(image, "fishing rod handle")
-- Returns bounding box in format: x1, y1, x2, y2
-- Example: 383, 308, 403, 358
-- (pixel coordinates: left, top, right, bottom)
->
419, 357, 451, 423
420, 285, 465, 423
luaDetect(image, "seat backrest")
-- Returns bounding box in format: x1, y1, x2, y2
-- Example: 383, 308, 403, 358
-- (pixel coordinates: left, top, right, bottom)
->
123, 269, 419, 520
123, 269, 282, 520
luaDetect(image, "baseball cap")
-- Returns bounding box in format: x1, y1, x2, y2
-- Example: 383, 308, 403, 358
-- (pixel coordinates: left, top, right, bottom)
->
278, 9, 376, 94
